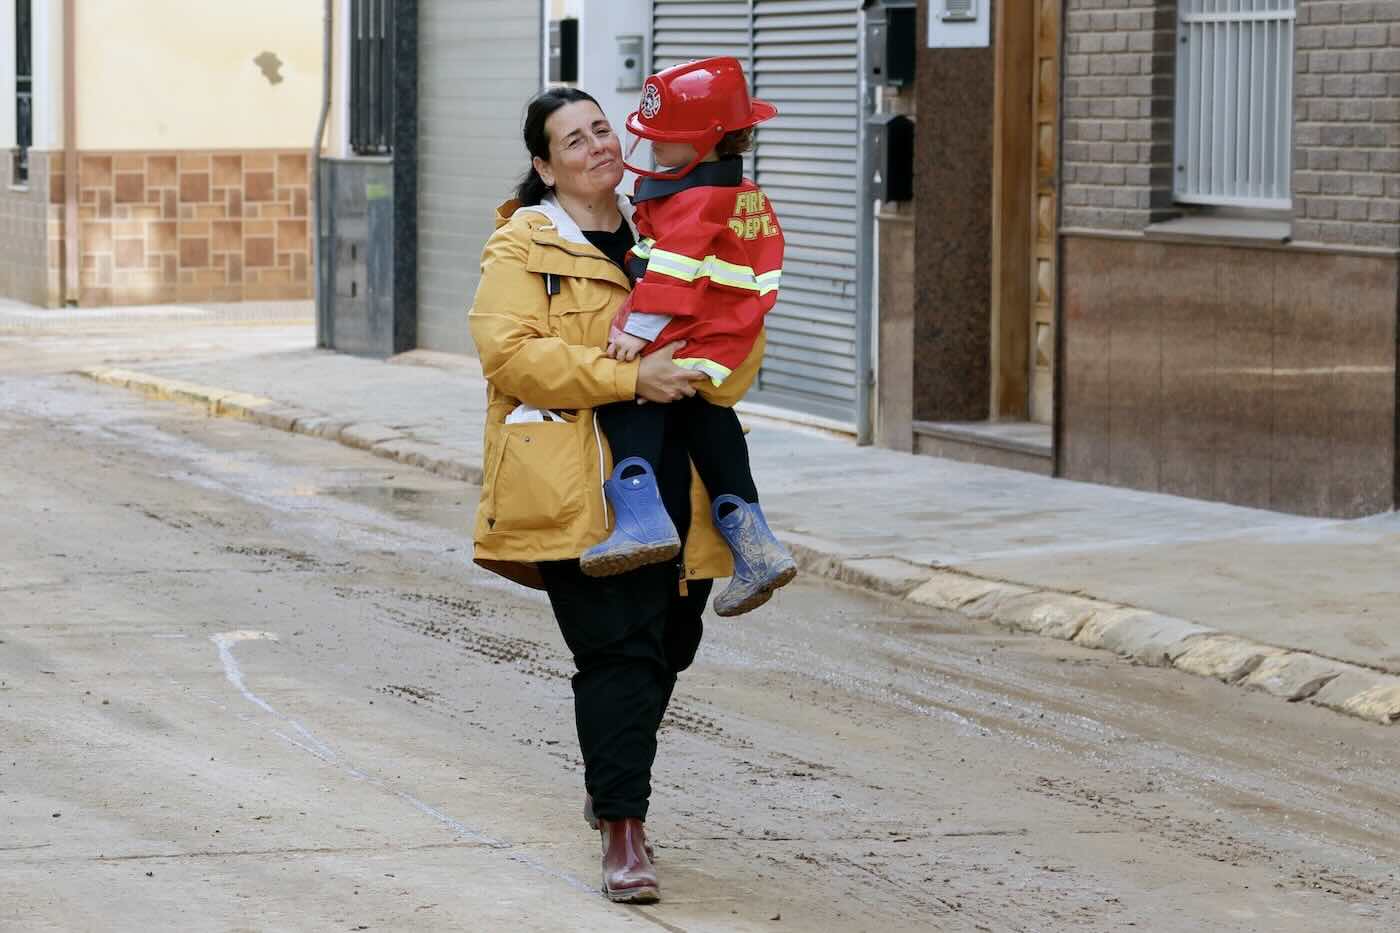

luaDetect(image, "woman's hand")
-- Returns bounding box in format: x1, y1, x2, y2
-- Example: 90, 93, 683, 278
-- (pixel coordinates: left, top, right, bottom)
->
635, 341, 707, 403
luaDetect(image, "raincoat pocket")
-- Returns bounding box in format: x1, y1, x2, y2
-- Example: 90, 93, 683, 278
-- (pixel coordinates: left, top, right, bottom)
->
483, 418, 587, 534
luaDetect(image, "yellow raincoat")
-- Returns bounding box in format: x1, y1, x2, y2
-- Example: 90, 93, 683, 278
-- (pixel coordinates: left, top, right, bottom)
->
467, 195, 764, 590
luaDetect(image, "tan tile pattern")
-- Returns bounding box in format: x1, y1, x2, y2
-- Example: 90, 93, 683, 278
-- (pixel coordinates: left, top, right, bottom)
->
72, 148, 313, 306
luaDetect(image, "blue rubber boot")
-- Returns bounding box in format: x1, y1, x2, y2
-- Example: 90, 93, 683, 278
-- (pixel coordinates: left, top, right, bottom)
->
711, 495, 798, 617
580, 457, 682, 578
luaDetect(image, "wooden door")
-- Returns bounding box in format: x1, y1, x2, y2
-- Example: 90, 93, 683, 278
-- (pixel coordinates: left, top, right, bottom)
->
991, 0, 1059, 425
1029, 0, 1059, 424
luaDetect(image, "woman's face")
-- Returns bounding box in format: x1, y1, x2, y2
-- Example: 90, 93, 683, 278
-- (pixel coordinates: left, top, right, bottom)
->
534, 101, 625, 201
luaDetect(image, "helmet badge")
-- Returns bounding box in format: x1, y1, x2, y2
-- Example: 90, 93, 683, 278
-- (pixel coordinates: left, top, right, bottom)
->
640, 82, 663, 120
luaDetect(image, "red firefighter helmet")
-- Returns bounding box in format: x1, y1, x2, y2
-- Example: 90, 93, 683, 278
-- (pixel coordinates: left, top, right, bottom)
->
624, 57, 778, 180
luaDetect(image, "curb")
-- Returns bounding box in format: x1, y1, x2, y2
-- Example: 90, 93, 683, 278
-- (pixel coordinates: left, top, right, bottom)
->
79, 366, 1400, 727
80, 367, 484, 486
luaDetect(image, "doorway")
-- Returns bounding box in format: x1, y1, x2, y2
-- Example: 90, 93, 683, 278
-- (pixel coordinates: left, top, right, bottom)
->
991, 0, 1060, 426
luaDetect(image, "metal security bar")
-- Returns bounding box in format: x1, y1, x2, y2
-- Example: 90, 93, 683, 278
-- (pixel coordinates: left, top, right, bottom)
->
350, 0, 396, 156
1174, 0, 1295, 208
14, 0, 32, 185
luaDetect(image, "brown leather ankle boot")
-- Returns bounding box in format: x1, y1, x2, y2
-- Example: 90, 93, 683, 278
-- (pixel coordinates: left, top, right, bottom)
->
585, 794, 654, 860
598, 817, 659, 903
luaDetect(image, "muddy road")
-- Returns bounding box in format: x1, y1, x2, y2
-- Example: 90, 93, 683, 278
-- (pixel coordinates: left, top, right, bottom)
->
1, 328, 1398, 931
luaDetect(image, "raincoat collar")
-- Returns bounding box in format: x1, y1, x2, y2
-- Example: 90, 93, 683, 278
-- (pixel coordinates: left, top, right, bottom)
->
508, 193, 637, 243
633, 157, 744, 204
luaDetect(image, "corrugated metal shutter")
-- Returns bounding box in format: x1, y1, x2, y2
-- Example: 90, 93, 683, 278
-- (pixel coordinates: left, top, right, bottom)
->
652, 1, 752, 71
750, 0, 860, 422
417, 1, 540, 353
651, 0, 861, 424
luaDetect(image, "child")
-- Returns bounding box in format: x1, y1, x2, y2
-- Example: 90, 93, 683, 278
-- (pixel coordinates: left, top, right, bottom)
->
580, 56, 796, 618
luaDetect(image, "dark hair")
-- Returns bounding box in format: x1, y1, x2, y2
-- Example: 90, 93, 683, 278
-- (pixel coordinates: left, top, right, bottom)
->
716, 127, 755, 159
516, 87, 604, 205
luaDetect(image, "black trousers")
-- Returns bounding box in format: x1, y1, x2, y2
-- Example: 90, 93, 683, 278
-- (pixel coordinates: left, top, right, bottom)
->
538, 560, 711, 822
538, 414, 714, 822
597, 395, 759, 505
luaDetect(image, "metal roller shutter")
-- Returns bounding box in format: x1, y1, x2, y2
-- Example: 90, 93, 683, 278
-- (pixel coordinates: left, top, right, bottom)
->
417, 1, 541, 353
750, 0, 860, 423
652, 1, 753, 71
651, 0, 861, 424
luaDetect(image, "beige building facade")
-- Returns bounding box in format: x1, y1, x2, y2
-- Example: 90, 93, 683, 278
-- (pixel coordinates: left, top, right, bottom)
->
1, 0, 322, 307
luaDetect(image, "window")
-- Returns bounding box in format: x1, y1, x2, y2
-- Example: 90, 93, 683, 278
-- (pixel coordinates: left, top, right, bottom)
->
350, 0, 395, 156
1174, 0, 1295, 209
14, 0, 32, 185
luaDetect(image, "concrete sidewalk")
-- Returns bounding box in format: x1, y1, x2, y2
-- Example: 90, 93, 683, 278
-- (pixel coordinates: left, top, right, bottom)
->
79, 343, 1400, 724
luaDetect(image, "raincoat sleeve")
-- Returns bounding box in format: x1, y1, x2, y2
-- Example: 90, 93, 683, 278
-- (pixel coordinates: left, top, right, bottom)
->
469, 227, 639, 410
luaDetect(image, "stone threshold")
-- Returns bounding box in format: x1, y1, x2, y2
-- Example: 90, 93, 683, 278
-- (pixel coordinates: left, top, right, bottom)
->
913, 420, 1053, 477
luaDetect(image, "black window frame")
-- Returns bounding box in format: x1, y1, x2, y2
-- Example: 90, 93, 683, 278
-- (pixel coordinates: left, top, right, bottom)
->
14, 0, 32, 185
350, 0, 396, 157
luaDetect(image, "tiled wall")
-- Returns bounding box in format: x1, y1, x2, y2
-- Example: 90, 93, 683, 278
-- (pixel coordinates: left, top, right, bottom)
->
73, 149, 312, 306
0, 155, 63, 307
1062, 234, 1398, 518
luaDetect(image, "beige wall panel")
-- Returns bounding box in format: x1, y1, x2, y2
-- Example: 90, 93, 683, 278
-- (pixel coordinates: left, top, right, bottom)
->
75, 0, 322, 151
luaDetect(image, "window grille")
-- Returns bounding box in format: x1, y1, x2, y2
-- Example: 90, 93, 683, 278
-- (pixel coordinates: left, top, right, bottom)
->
1174, 0, 1295, 208
350, 0, 396, 156
14, 0, 32, 185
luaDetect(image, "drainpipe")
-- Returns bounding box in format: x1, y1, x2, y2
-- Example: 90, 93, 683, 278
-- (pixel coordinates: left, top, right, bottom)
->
312, 0, 333, 347
62, 0, 77, 305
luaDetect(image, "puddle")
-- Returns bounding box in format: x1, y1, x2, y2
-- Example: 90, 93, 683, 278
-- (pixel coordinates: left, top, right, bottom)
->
317, 485, 475, 530
345, 486, 434, 503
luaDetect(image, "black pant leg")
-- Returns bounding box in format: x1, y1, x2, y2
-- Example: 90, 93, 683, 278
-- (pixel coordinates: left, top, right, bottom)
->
655, 406, 695, 545
597, 401, 667, 473
657, 578, 710, 730
538, 558, 673, 823
672, 396, 759, 504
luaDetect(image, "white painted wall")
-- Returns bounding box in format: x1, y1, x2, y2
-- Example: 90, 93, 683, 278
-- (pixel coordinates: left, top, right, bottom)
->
32, 0, 58, 151
578, 0, 648, 131
577, 0, 649, 192
0, 0, 15, 152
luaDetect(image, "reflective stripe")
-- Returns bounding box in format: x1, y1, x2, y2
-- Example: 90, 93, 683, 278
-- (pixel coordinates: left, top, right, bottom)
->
647, 248, 771, 294
631, 237, 656, 260
756, 269, 781, 297
672, 357, 732, 387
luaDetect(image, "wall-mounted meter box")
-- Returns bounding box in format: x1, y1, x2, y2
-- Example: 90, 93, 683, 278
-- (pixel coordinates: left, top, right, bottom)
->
928, 0, 990, 48
864, 0, 916, 87
867, 112, 914, 203
616, 35, 645, 91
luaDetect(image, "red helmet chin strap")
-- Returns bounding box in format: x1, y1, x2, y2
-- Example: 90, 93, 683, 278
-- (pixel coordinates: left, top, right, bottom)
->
623, 149, 707, 181
623, 125, 724, 180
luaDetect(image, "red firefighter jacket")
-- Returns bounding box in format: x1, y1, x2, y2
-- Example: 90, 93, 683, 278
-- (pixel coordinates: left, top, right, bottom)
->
614, 158, 784, 386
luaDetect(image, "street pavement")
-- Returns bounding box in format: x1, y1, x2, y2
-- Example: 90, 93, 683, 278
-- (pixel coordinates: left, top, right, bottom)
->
2, 318, 1399, 930
62, 308, 1400, 725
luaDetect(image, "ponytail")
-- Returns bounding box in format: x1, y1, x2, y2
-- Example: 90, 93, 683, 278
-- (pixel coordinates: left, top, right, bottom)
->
515, 165, 553, 207
515, 87, 603, 206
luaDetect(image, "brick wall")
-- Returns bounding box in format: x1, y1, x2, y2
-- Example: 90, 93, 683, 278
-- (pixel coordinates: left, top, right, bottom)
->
1062, 0, 1178, 230
1293, 0, 1400, 248
1064, 0, 1400, 249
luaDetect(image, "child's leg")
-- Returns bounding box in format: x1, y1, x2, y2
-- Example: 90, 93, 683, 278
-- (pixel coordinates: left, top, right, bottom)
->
582, 401, 681, 579
670, 396, 796, 617
596, 401, 667, 472
669, 396, 759, 506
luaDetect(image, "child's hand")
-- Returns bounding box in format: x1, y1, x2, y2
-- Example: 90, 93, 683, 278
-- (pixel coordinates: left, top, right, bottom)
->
607, 328, 649, 362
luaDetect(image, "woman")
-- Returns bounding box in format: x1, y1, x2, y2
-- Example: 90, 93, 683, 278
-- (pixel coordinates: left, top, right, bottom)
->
467, 88, 765, 903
